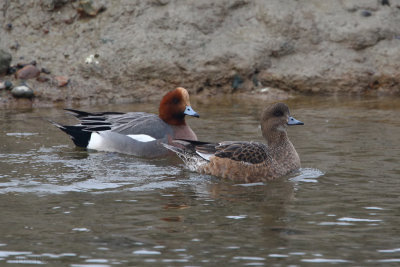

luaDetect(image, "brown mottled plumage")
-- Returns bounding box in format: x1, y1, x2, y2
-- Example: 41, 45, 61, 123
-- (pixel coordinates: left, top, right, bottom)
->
163, 103, 304, 182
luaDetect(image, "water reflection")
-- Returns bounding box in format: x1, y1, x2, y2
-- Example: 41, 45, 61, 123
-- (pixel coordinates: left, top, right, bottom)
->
0, 95, 399, 265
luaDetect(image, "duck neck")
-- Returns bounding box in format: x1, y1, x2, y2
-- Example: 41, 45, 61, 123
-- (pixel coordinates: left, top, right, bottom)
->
159, 113, 186, 126
265, 129, 290, 148
171, 124, 197, 140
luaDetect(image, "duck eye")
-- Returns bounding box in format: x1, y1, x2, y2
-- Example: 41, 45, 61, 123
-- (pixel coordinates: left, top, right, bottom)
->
172, 98, 180, 104
273, 110, 284, 117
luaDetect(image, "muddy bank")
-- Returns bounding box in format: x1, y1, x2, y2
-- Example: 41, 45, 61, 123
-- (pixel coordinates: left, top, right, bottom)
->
1, 0, 400, 108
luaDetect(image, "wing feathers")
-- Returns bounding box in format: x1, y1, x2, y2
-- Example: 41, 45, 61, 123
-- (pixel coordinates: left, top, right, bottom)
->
171, 139, 269, 164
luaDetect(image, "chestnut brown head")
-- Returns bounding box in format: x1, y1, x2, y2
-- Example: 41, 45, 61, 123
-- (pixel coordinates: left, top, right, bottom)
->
159, 87, 199, 126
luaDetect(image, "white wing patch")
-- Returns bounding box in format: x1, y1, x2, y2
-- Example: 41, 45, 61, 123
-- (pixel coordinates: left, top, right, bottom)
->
127, 134, 156, 142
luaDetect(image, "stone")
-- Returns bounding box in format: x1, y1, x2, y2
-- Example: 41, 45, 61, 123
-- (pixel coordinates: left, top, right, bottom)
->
11, 85, 34, 98
0, 50, 12, 75
6, 67, 16, 75
232, 74, 244, 90
42, 0, 70, 11
361, 10, 372, 17
76, 0, 106, 17
5, 81, 13, 90
41, 68, 51, 74
54, 76, 69, 87
15, 65, 40, 80
37, 76, 50, 82
0, 81, 13, 90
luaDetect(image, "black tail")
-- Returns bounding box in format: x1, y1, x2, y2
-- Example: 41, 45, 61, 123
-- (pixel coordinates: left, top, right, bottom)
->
49, 120, 91, 148
64, 109, 93, 118
50, 109, 124, 148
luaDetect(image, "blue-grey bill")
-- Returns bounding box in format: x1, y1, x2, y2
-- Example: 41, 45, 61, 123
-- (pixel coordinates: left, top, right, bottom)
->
184, 105, 200, 118
288, 116, 304, 125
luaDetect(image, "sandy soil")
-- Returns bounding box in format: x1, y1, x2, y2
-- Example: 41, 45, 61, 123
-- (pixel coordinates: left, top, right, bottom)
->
0, 0, 399, 108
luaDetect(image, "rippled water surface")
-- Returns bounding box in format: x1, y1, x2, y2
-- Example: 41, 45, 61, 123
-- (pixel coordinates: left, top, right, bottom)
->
0, 95, 399, 266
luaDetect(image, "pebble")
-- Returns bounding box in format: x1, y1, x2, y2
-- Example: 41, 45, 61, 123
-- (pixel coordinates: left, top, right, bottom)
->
41, 67, 51, 74
5, 81, 12, 90
5, 81, 13, 90
15, 65, 41, 79
54, 76, 69, 87
7, 67, 16, 75
361, 10, 372, 17
0, 81, 12, 90
37, 76, 50, 82
43, 0, 70, 11
76, 0, 106, 17
0, 49, 12, 75
11, 85, 34, 98
232, 74, 244, 90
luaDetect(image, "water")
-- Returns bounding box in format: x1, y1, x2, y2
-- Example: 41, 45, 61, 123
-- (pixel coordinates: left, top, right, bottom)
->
0, 95, 399, 266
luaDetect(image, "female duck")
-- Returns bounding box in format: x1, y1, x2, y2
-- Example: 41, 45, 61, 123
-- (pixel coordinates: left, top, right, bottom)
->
164, 103, 303, 182
52, 87, 199, 157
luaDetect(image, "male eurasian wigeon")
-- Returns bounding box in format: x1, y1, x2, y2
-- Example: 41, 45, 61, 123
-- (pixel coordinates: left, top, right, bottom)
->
51, 87, 199, 157
163, 103, 304, 182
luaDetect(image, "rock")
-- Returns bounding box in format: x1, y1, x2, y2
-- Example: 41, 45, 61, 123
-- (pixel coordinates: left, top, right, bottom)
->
0, 81, 12, 90
42, 0, 70, 11
41, 68, 51, 74
37, 76, 50, 82
361, 10, 372, 17
151, 0, 170, 6
76, 0, 106, 17
0, 50, 12, 75
11, 85, 34, 98
54, 76, 69, 87
6, 67, 17, 75
5, 81, 13, 90
15, 65, 40, 80
232, 74, 244, 90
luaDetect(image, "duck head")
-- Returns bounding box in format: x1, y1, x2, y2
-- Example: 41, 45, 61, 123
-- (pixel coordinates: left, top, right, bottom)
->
260, 103, 303, 143
159, 87, 199, 125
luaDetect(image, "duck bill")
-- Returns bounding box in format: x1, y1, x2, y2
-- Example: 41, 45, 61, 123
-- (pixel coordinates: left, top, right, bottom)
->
184, 105, 200, 118
287, 116, 304, 125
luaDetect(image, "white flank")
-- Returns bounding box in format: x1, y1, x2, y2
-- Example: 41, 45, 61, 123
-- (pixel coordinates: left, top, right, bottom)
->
196, 151, 212, 161
87, 132, 104, 150
127, 134, 156, 142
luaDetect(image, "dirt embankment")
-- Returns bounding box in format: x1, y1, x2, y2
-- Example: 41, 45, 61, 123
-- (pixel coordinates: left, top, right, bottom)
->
0, 0, 400, 108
